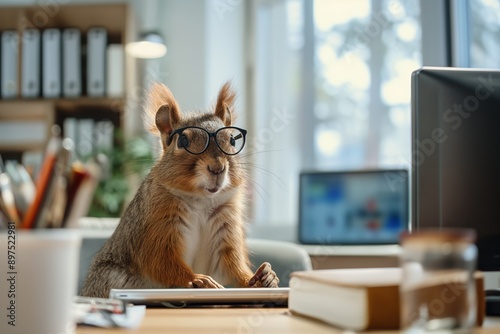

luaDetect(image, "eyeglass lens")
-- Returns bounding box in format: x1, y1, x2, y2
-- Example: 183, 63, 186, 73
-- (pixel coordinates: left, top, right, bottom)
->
178, 127, 245, 155
178, 127, 208, 154
216, 127, 245, 155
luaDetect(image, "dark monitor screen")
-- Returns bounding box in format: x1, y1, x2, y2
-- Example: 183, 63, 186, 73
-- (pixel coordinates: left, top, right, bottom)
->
298, 170, 409, 245
412, 67, 500, 271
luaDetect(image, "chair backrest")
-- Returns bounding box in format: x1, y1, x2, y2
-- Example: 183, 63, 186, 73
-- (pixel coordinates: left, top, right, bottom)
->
247, 239, 312, 287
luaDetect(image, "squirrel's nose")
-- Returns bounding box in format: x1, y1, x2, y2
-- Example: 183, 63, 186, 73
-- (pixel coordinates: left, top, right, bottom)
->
208, 164, 225, 175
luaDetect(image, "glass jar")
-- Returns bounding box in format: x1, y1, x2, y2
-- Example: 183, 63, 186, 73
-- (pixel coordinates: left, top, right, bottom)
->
400, 229, 477, 333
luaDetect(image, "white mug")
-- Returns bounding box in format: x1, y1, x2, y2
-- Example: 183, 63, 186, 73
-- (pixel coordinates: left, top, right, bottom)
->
0, 228, 81, 334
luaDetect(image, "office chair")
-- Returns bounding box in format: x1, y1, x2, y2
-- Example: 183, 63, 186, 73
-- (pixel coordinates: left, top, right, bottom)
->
78, 236, 312, 290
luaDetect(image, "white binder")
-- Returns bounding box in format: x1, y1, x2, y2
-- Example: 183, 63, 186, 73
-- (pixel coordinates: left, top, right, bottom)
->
21, 29, 41, 98
42, 29, 61, 98
1, 31, 18, 99
62, 28, 82, 97
106, 44, 124, 97
77, 118, 94, 158
95, 120, 114, 152
63, 117, 78, 146
87, 27, 107, 97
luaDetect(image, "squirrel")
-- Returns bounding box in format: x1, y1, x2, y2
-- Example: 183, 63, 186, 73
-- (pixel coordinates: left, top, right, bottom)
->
80, 82, 279, 298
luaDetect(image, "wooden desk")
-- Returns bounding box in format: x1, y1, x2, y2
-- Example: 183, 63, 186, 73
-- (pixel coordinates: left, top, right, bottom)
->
77, 308, 500, 334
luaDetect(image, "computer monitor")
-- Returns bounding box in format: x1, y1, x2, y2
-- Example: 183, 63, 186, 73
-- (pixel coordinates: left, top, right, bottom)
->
298, 169, 409, 245
411, 67, 500, 271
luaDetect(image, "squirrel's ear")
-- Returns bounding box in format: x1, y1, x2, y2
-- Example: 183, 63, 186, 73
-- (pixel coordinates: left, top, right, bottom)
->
144, 82, 181, 137
156, 104, 180, 138
214, 81, 235, 126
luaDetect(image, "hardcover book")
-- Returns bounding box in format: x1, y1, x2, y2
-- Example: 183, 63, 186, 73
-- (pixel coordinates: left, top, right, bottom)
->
289, 268, 484, 331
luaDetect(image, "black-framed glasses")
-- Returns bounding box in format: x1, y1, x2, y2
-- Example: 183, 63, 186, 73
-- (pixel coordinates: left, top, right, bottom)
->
168, 126, 247, 155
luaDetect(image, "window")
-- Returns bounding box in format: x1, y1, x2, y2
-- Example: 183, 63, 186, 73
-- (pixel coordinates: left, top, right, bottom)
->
313, 0, 421, 169
251, 0, 427, 226
469, 0, 500, 68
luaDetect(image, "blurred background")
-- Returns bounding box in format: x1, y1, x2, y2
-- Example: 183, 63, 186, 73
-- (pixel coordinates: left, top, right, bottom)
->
0, 0, 499, 239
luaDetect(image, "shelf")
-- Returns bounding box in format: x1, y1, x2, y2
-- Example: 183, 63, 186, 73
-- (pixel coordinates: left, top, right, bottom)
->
0, 142, 45, 152
0, 97, 125, 116
0, 4, 128, 43
0, 100, 53, 120
56, 97, 125, 112
0, 97, 125, 106
0, 2, 134, 159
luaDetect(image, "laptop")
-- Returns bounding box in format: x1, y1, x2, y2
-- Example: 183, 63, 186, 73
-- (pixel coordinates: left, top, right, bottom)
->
109, 287, 289, 307
298, 169, 409, 245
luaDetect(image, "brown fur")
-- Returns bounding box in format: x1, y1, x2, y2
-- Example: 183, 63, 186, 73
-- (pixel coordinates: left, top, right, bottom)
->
80, 82, 278, 298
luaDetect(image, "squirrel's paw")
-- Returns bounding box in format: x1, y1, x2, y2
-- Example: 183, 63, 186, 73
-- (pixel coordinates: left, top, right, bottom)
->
248, 262, 279, 288
189, 274, 224, 288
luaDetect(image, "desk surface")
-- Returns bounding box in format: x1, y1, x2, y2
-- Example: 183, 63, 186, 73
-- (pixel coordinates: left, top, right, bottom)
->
77, 308, 500, 334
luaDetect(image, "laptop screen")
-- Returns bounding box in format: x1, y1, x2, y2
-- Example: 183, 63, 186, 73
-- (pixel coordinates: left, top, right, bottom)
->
298, 169, 409, 245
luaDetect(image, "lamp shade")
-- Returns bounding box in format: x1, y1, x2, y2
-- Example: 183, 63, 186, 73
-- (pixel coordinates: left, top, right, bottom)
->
126, 32, 167, 59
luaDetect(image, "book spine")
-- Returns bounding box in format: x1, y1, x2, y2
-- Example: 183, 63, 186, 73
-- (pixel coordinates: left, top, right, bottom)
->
1, 31, 19, 99
62, 29, 81, 97
87, 27, 107, 97
106, 44, 124, 97
21, 29, 42, 98
42, 29, 62, 98
366, 286, 400, 330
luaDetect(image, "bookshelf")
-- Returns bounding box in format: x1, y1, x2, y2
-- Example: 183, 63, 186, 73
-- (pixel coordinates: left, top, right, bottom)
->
0, 3, 136, 160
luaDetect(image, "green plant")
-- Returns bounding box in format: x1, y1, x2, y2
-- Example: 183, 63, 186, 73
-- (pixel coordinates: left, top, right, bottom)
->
88, 133, 154, 217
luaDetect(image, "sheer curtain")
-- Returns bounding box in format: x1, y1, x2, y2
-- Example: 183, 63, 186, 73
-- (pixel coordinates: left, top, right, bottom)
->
249, 0, 424, 227
469, 0, 500, 68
